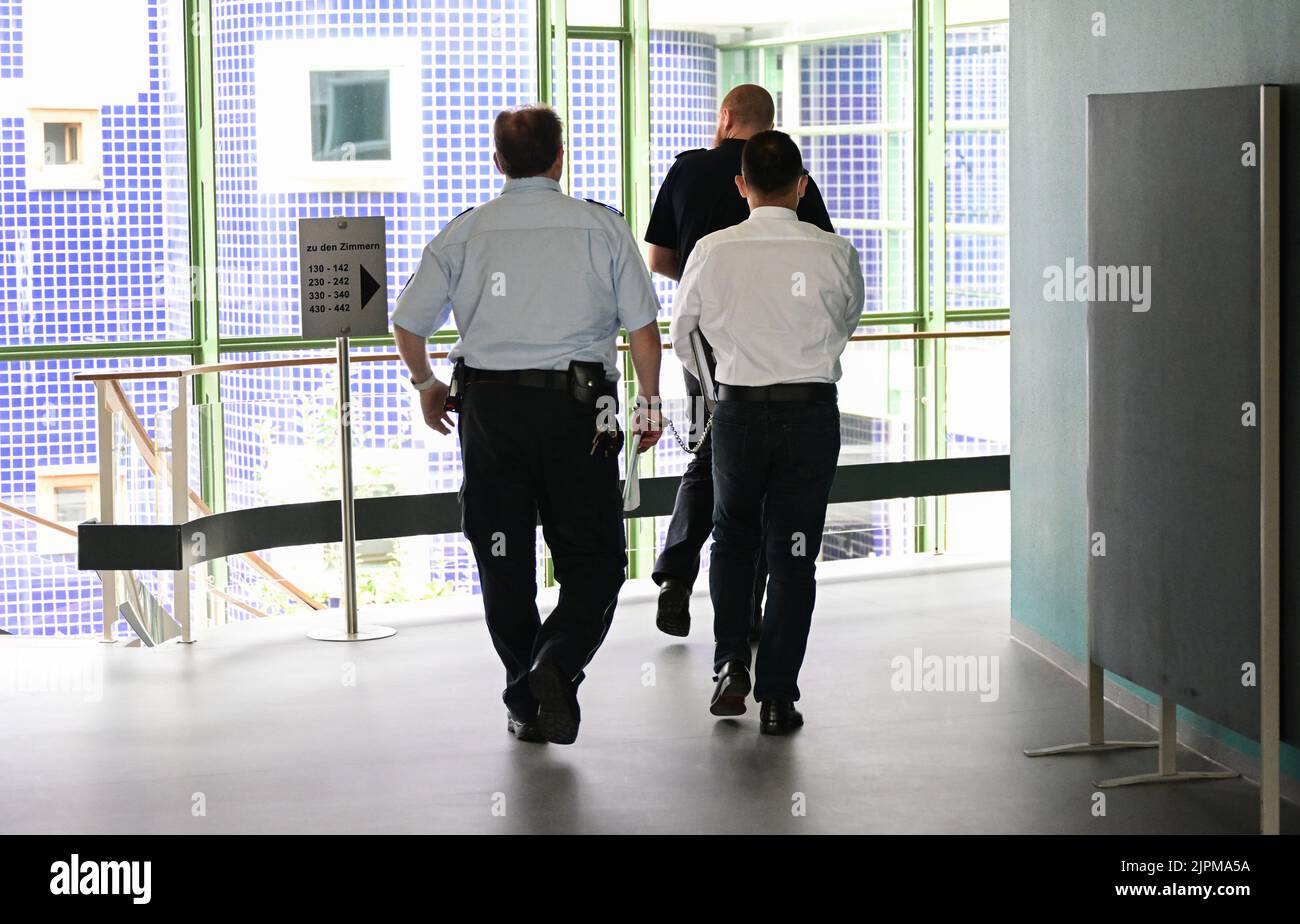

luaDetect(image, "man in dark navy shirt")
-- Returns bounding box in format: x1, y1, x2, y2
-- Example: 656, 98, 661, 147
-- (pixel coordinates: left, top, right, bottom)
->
645, 84, 835, 640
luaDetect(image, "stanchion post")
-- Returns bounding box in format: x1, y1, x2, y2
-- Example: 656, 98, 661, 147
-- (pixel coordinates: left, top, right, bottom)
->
308, 335, 395, 642
339, 334, 359, 633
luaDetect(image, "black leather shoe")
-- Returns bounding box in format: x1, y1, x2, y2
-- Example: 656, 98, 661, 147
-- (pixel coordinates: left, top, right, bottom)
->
656, 578, 692, 637
759, 700, 804, 735
709, 660, 751, 716
527, 657, 581, 745
506, 710, 545, 743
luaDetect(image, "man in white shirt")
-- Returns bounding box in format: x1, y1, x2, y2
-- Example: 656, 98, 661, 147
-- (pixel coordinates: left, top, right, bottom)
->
670, 130, 864, 734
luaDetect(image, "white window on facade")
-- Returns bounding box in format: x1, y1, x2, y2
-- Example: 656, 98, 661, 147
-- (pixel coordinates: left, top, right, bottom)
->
35, 468, 99, 555
255, 38, 421, 193
25, 109, 103, 191
310, 70, 393, 162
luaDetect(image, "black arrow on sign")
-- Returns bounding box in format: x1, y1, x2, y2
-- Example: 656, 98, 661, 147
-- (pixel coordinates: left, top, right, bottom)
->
359, 264, 382, 309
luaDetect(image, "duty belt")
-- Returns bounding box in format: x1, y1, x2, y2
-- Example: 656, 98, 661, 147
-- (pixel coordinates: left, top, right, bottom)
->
462, 367, 570, 391
717, 382, 838, 403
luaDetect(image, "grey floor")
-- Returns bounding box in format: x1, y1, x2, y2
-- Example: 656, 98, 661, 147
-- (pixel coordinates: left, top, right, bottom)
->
3, 564, 1292, 834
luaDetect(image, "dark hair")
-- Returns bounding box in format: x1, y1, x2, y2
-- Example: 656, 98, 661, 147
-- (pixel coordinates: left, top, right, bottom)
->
740, 130, 804, 195
493, 106, 564, 178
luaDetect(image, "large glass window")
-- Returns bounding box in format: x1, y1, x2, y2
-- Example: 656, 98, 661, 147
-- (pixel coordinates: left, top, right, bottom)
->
0, 355, 184, 636
566, 39, 624, 207
0, 0, 1010, 637
0, 0, 191, 347
942, 1, 1009, 552
946, 6, 1008, 313
648, 0, 930, 560
644, 0, 1008, 562
214, 349, 486, 619
210, 0, 542, 616
214, 0, 539, 339
0, 0, 193, 637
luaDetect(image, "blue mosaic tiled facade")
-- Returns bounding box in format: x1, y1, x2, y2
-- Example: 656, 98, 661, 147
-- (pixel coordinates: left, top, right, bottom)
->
211, 0, 544, 611
0, 2, 1008, 636
0, 0, 190, 635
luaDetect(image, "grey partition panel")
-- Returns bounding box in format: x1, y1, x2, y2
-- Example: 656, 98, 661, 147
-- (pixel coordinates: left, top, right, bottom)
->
1087, 86, 1280, 740
1281, 85, 1300, 751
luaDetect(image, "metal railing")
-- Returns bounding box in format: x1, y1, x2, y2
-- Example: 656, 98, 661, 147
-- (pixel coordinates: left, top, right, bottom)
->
68, 327, 1010, 646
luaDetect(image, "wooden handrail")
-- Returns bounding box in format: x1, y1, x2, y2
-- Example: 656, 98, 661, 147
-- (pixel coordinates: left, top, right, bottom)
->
102, 381, 324, 612
71, 328, 1009, 383
0, 500, 78, 537
202, 577, 271, 621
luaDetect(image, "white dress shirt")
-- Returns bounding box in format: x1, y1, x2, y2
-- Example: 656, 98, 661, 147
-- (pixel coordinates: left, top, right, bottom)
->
669, 206, 864, 386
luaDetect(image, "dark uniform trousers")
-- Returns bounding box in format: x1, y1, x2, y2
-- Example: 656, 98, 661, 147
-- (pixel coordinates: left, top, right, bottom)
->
458, 382, 627, 719
709, 398, 840, 703
652, 367, 768, 608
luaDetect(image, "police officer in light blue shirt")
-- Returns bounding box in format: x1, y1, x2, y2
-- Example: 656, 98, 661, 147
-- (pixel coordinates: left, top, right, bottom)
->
392, 105, 664, 746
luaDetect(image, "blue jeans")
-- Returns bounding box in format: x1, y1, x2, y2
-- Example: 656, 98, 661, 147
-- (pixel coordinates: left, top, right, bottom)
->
708, 398, 840, 702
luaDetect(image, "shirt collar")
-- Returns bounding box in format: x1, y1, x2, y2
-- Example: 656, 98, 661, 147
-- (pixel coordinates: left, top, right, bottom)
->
748, 206, 798, 221
502, 176, 562, 194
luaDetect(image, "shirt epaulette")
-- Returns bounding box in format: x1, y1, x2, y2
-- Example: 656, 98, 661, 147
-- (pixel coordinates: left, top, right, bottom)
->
584, 198, 624, 217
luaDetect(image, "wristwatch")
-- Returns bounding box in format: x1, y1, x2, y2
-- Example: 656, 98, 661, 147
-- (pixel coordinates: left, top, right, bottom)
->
410, 373, 440, 392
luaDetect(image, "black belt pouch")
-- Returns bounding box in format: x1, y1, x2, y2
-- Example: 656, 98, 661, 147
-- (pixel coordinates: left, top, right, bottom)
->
566, 360, 607, 407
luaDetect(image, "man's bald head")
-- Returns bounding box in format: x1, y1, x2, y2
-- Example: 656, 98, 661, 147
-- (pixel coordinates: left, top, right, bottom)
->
718, 84, 776, 137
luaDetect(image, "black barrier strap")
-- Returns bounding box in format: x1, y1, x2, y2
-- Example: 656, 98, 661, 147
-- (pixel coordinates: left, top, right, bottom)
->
77, 456, 1010, 571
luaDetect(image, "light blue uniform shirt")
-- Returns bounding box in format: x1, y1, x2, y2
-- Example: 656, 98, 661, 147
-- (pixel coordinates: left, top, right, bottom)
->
392, 176, 660, 381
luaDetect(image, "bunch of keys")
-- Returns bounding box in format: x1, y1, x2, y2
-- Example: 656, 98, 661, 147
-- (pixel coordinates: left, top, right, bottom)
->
590, 419, 624, 458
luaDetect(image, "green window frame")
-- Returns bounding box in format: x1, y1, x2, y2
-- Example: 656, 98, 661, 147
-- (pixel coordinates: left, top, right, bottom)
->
0, 0, 1008, 573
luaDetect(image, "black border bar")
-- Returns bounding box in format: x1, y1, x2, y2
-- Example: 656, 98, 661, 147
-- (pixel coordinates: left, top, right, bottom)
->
78, 455, 1010, 571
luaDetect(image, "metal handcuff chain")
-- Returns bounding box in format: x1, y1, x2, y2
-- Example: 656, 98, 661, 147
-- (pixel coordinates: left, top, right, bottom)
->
662, 413, 713, 455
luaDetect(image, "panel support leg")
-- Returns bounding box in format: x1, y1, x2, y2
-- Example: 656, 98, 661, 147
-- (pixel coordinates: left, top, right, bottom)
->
1094, 697, 1238, 788
1023, 659, 1158, 756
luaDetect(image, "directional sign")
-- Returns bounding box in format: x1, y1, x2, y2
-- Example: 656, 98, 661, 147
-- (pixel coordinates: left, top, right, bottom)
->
298, 216, 389, 339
